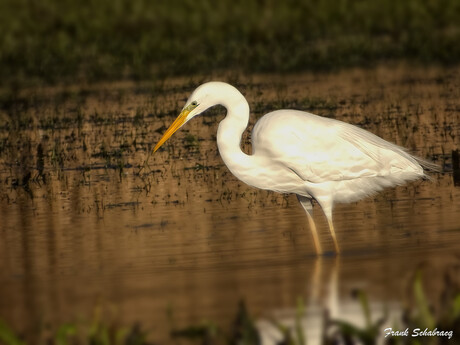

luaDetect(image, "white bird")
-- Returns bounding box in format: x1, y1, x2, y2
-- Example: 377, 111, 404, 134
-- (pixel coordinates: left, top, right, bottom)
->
153, 82, 437, 255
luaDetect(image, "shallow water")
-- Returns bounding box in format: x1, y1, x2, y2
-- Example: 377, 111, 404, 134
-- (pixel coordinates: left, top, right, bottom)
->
0, 65, 459, 343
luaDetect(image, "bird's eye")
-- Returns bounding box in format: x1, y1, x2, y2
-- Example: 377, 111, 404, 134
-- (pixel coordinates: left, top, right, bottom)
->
191, 101, 198, 106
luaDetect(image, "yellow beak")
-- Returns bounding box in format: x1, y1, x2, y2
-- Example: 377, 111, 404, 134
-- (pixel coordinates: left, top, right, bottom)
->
153, 109, 190, 152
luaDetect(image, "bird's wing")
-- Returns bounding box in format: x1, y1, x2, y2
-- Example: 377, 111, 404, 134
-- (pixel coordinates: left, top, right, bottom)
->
252, 110, 423, 183
335, 120, 439, 172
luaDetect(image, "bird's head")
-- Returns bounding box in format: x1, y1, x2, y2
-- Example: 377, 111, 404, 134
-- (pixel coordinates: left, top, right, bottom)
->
153, 82, 231, 152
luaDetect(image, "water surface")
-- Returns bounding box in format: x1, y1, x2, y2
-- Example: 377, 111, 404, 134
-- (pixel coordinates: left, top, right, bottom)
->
0, 65, 459, 343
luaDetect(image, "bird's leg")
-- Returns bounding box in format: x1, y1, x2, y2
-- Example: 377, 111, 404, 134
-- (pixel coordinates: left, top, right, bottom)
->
327, 219, 340, 254
322, 207, 340, 254
297, 195, 322, 255
314, 196, 340, 254
307, 210, 322, 255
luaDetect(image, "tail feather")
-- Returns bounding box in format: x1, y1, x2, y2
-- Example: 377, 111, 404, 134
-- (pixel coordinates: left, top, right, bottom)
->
413, 155, 442, 174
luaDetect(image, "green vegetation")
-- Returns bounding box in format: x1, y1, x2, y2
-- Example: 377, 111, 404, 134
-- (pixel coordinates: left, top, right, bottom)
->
1, 0, 460, 88
1, 274, 459, 345
0, 317, 148, 345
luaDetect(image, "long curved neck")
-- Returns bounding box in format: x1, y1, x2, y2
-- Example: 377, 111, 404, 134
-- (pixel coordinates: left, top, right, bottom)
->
216, 96, 256, 185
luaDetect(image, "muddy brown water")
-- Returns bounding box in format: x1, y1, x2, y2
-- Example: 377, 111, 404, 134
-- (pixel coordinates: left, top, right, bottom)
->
0, 65, 459, 343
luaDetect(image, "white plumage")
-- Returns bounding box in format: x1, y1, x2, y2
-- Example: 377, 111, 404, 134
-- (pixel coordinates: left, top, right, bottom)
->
154, 82, 437, 254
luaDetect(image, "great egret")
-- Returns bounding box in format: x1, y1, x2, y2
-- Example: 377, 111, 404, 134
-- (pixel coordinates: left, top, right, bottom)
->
153, 82, 437, 254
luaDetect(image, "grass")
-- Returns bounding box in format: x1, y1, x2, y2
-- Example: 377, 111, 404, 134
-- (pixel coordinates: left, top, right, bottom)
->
0, 317, 148, 345
0, 273, 458, 345
1, 0, 460, 88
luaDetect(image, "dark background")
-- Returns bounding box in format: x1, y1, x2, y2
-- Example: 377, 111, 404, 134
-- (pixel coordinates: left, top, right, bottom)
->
1, 0, 460, 87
